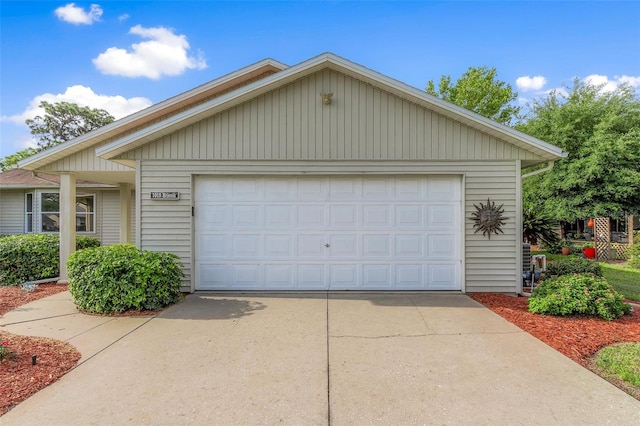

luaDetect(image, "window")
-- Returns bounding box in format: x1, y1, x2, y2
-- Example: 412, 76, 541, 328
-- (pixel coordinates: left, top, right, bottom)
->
38, 192, 95, 233
25, 193, 34, 233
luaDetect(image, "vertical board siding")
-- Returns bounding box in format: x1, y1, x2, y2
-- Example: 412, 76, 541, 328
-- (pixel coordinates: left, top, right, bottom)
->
139, 160, 518, 292
121, 69, 542, 163
0, 190, 26, 234
41, 144, 134, 172
100, 190, 120, 245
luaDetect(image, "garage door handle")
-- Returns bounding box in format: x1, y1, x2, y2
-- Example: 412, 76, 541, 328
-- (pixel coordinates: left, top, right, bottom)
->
325, 243, 330, 248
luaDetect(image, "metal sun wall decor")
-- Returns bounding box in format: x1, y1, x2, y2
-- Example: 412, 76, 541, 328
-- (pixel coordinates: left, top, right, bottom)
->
471, 198, 507, 239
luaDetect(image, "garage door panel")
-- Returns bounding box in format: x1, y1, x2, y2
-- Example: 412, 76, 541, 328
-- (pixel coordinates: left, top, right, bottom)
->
197, 234, 229, 258
297, 234, 325, 257
265, 205, 293, 227
426, 204, 459, 229
298, 264, 325, 288
265, 235, 293, 256
363, 264, 391, 287
329, 235, 358, 257
428, 176, 460, 200
330, 265, 359, 289
362, 235, 391, 257
363, 178, 392, 199
297, 205, 326, 227
363, 205, 391, 227
427, 234, 459, 258
232, 235, 261, 257
195, 175, 461, 290
396, 235, 424, 257
429, 263, 460, 290
265, 264, 294, 289
232, 205, 261, 227
232, 264, 261, 288
330, 178, 360, 199
297, 178, 326, 200
330, 205, 359, 227
395, 205, 423, 227
396, 264, 424, 287
196, 205, 229, 229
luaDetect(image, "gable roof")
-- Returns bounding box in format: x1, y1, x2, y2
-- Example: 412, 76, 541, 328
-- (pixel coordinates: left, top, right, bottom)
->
19, 58, 288, 170
96, 53, 565, 164
21, 53, 565, 170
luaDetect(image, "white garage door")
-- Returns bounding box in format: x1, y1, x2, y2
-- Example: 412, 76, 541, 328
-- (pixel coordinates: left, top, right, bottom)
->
194, 175, 461, 291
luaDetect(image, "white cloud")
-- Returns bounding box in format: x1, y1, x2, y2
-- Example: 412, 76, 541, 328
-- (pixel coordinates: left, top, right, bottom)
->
584, 74, 640, 92
1, 85, 152, 126
118, 13, 130, 22
92, 25, 207, 79
515, 75, 547, 92
55, 3, 103, 25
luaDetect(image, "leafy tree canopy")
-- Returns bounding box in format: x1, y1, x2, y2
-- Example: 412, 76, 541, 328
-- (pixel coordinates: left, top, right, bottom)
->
0, 147, 37, 171
426, 66, 521, 125
25, 101, 114, 151
518, 80, 640, 221
0, 101, 115, 172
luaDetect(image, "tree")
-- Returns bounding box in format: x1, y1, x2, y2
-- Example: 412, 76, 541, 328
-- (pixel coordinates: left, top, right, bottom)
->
519, 80, 640, 221
25, 101, 114, 151
0, 147, 38, 171
426, 66, 521, 125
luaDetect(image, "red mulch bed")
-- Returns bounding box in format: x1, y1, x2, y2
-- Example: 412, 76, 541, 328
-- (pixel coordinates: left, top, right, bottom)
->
1, 284, 80, 415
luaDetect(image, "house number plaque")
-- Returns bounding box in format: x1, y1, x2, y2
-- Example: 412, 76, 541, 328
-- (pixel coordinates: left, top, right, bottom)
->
150, 192, 180, 200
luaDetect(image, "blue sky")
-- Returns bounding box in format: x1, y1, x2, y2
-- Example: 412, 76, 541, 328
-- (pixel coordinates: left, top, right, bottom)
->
1, 1, 639, 158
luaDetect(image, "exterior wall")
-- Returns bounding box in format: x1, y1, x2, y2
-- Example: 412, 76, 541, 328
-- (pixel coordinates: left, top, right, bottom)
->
0, 188, 135, 246
119, 69, 543, 163
137, 160, 518, 293
41, 141, 133, 172
100, 190, 137, 246
0, 190, 26, 234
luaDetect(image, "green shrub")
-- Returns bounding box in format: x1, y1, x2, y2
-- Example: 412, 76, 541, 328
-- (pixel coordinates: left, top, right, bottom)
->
67, 244, 184, 314
529, 274, 632, 321
542, 256, 602, 278
0, 234, 101, 286
627, 243, 640, 270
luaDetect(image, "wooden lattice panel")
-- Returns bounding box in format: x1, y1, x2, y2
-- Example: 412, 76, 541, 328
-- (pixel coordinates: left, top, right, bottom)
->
612, 243, 630, 260
594, 217, 610, 261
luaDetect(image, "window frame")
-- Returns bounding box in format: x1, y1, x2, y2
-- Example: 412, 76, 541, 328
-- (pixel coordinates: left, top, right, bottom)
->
36, 191, 97, 234
25, 192, 34, 233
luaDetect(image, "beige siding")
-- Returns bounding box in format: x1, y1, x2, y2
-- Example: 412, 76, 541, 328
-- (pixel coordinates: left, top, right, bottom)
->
0, 190, 26, 234
138, 160, 518, 292
41, 142, 133, 172
119, 70, 543, 164
97, 190, 137, 246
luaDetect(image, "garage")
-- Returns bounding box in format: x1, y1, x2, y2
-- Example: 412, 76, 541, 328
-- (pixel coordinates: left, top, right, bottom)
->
194, 175, 462, 290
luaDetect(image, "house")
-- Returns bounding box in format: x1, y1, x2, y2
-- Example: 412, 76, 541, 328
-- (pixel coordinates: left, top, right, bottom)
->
0, 168, 135, 244
16, 53, 565, 293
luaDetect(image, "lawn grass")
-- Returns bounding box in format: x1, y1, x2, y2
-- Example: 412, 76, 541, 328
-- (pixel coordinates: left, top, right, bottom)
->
596, 343, 640, 388
600, 263, 640, 301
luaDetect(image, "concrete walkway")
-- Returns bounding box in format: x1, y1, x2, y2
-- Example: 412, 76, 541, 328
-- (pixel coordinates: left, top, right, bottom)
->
1, 291, 639, 425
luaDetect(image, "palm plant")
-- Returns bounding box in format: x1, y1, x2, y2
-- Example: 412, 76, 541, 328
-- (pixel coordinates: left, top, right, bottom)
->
523, 207, 561, 247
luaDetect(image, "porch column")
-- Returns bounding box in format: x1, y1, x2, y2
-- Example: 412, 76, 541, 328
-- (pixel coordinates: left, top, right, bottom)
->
58, 172, 76, 284
119, 183, 132, 243
629, 216, 635, 246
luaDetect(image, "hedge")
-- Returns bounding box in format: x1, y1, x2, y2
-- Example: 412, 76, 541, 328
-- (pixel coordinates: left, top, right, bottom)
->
0, 234, 100, 286
68, 244, 184, 314
529, 273, 631, 321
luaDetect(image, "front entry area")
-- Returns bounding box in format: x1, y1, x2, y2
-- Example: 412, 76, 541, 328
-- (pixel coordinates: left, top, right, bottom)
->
194, 175, 462, 290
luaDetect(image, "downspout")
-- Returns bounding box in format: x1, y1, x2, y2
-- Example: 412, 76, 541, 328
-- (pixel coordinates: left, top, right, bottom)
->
522, 161, 555, 179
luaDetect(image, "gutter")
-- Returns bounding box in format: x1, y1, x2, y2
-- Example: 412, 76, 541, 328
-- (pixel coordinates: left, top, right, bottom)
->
522, 161, 555, 179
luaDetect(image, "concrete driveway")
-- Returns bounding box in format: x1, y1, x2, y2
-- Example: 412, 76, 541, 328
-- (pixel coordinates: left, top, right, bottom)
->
1, 292, 639, 425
